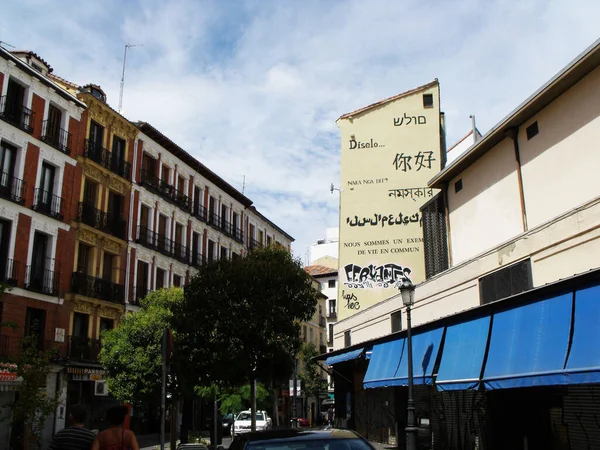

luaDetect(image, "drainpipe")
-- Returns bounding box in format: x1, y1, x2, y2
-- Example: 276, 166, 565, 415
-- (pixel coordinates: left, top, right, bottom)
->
505, 127, 528, 232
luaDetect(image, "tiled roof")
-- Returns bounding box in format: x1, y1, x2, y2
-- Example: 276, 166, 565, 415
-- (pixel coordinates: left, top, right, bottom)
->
305, 265, 338, 277
10, 50, 53, 73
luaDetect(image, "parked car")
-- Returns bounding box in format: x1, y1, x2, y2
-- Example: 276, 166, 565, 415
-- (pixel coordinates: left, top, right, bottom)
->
232, 410, 271, 437
296, 417, 310, 427
228, 428, 374, 450
259, 411, 273, 429
222, 413, 235, 435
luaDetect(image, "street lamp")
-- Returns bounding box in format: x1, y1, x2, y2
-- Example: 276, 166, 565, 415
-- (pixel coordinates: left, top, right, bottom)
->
400, 279, 417, 450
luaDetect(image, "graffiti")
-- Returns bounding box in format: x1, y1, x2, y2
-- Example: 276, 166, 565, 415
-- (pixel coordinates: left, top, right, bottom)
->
342, 290, 360, 310
393, 113, 427, 126
344, 262, 412, 289
388, 187, 434, 201
346, 212, 422, 228
392, 151, 436, 172
349, 138, 384, 149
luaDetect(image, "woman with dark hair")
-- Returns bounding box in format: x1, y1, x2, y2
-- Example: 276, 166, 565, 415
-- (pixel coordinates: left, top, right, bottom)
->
92, 405, 139, 450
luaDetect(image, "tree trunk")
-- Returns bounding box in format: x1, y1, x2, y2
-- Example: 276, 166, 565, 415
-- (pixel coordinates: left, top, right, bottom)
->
170, 397, 177, 450
250, 378, 257, 431
272, 387, 279, 427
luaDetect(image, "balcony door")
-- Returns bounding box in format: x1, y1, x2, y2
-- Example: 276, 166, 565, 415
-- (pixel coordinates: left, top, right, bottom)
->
30, 232, 49, 291
71, 312, 90, 360
193, 186, 202, 216
158, 214, 167, 252
111, 135, 125, 174
141, 153, 156, 182
5, 79, 25, 121
25, 307, 46, 350
175, 223, 183, 258
102, 253, 114, 283
107, 191, 123, 237
0, 142, 16, 199
0, 219, 12, 283
46, 104, 62, 143
38, 162, 55, 209
136, 260, 149, 302
192, 232, 200, 265
88, 121, 104, 158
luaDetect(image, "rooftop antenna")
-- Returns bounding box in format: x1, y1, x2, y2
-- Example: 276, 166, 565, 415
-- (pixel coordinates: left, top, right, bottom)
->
330, 183, 341, 194
470, 115, 479, 143
118, 43, 143, 114
242, 175, 246, 194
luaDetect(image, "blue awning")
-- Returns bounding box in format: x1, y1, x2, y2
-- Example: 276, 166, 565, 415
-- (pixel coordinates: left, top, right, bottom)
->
325, 348, 365, 366
436, 316, 491, 391
482, 292, 572, 389
564, 285, 600, 383
394, 327, 444, 386
363, 339, 404, 389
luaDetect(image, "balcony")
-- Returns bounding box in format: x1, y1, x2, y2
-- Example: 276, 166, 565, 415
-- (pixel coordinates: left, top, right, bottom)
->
192, 204, 208, 223
84, 140, 131, 180
25, 266, 59, 296
131, 285, 149, 305
207, 212, 221, 230
320, 344, 328, 354
41, 120, 72, 155
136, 226, 189, 263
0, 96, 34, 134
139, 169, 189, 210
32, 188, 63, 220
78, 202, 127, 240
0, 172, 26, 205
68, 335, 101, 362
71, 272, 125, 304
327, 337, 333, 347
232, 226, 244, 244
249, 239, 264, 251
319, 316, 326, 327
328, 311, 337, 320
0, 259, 19, 286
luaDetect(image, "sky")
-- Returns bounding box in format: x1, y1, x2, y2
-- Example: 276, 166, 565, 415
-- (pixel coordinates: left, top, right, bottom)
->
1, 0, 598, 262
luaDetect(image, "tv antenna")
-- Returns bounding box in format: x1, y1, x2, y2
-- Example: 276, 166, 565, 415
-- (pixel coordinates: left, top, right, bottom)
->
330, 183, 341, 194
118, 43, 143, 114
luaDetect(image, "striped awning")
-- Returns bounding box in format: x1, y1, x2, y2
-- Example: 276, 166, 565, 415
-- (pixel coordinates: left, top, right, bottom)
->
66, 367, 105, 375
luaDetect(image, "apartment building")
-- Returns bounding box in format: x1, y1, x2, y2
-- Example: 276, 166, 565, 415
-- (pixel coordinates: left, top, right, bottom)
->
323, 38, 600, 449
0, 47, 86, 446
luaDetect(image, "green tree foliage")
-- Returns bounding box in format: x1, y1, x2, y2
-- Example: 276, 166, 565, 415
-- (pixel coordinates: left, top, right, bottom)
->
175, 246, 320, 391
298, 342, 329, 400
196, 383, 271, 414
99, 287, 183, 404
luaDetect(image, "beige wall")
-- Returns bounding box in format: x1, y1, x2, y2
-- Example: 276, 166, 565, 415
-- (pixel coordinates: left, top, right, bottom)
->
519, 66, 600, 229
336, 83, 441, 322
447, 137, 524, 265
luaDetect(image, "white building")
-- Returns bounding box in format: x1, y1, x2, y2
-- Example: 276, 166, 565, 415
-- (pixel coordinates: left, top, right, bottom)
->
309, 228, 339, 265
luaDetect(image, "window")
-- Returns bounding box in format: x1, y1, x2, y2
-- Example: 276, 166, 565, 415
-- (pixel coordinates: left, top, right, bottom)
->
28, 231, 52, 293
0, 219, 13, 284
88, 121, 104, 152
102, 252, 116, 282
193, 186, 203, 217
156, 268, 166, 290
135, 260, 149, 302
191, 232, 202, 266
208, 240, 215, 262
73, 313, 89, 337
36, 162, 59, 219
328, 299, 336, 316
90, 87, 106, 102
99, 318, 114, 335
303, 325, 307, 342
220, 246, 228, 260
140, 204, 150, 229
479, 259, 533, 305
423, 93, 434, 108
258, 230, 264, 244
526, 121, 539, 140
32, 63, 43, 73
391, 311, 402, 333
77, 243, 92, 274
5, 79, 25, 122
267, 235, 272, 246
328, 324, 334, 344
328, 279, 336, 288
157, 214, 168, 252
141, 153, 157, 182
25, 307, 46, 350
45, 104, 63, 148
421, 194, 449, 279
161, 165, 170, 185
309, 328, 314, 343
111, 135, 126, 176
175, 223, 184, 259
173, 274, 182, 287
83, 179, 98, 205
344, 330, 351, 347
454, 179, 463, 193
177, 176, 185, 194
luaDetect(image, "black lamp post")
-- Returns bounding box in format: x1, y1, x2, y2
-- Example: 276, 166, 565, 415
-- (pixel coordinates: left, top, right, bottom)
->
400, 279, 417, 450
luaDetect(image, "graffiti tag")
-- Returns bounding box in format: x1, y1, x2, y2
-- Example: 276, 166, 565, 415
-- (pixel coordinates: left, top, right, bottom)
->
346, 212, 422, 228
344, 263, 412, 289
342, 290, 360, 310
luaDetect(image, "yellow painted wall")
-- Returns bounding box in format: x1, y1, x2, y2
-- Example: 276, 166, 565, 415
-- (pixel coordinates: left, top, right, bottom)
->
336, 82, 441, 321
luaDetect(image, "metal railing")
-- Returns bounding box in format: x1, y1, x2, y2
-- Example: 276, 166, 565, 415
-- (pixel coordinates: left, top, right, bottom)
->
191, 252, 206, 268
71, 272, 125, 304
84, 140, 131, 180
319, 316, 327, 327
0, 259, 19, 286
0, 172, 26, 204
131, 285, 149, 305
232, 226, 244, 244
78, 202, 127, 240
41, 120, 71, 155
328, 311, 337, 320
25, 265, 59, 296
0, 96, 34, 133
33, 188, 63, 220
68, 335, 101, 361
207, 211, 220, 229
249, 239, 264, 251
139, 169, 189, 210
136, 226, 189, 263
192, 203, 208, 222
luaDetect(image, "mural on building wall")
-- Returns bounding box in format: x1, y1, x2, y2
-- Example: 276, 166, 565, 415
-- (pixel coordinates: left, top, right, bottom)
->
336, 81, 441, 322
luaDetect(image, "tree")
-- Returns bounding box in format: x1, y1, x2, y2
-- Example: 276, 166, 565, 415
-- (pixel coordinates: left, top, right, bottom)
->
0, 283, 60, 449
174, 246, 320, 429
98, 287, 183, 404
298, 342, 329, 402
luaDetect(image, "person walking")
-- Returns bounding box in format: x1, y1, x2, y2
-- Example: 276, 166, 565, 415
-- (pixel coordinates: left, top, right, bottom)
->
326, 406, 335, 428
48, 405, 96, 450
92, 405, 139, 450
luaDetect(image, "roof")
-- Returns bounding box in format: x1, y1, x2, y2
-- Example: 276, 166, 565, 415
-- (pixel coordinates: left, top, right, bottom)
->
446, 129, 479, 154
134, 121, 253, 208
429, 38, 600, 188
337, 79, 439, 121
248, 205, 295, 242
10, 50, 53, 73
305, 264, 338, 277
48, 73, 79, 90
0, 47, 85, 108
316, 266, 600, 361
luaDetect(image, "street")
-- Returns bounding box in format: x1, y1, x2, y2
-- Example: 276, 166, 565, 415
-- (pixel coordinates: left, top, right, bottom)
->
140, 436, 232, 450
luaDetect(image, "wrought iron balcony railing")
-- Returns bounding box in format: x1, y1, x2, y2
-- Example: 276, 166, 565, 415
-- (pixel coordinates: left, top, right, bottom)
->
207, 211, 220, 229
41, 120, 71, 155
191, 252, 206, 268
0, 96, 34, 133
192, 203, 208, 223
328, 310, 337, 320
71, 272, 125, 304
84, 140, 131, 180
68, 335, 101, 362
0, 259, 19, 286
136, 226, 189, 263
249, 239, 264, 251
233, 226, 244, 244
25, 265, 59, 296
139, 169, 189, 210
33, 188, 63, 220
78, 202, 127, 240
0, 172, 26, 205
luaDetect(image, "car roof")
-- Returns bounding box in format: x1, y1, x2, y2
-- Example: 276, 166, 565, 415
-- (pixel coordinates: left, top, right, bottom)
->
235, 428, 363, 443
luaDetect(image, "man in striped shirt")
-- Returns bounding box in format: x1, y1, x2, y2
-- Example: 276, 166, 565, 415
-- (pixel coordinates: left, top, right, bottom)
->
48, 405, 96, 450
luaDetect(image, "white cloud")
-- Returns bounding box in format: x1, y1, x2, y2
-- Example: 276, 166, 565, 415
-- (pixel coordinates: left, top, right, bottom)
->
1, 0, 599, 261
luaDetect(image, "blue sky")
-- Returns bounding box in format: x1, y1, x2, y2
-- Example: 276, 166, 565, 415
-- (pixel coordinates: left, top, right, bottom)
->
1, 0, 598, 260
